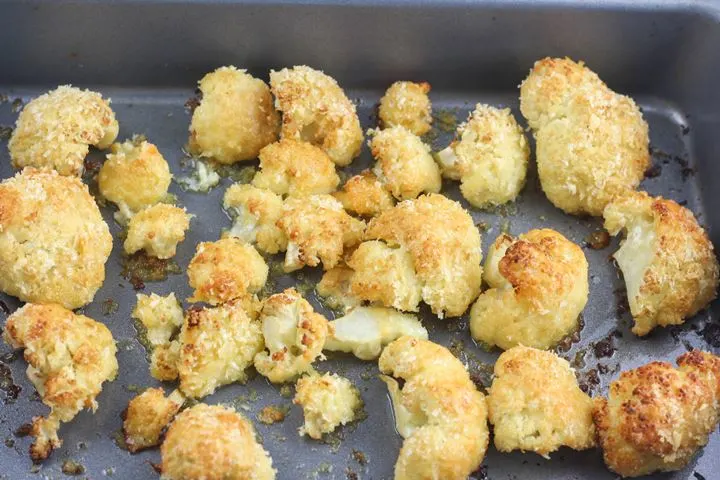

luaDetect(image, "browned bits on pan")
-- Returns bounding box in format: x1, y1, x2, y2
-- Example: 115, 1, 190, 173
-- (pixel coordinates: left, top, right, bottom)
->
585, 230, 610, 250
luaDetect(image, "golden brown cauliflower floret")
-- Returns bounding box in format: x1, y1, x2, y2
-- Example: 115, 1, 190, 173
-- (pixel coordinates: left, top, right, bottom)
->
131, 292, 183, 346
253, 288, 330, 383
593, 350, 720, 477
223, 183, 287, 254
187, 238, 268, 305
379, 337, 489, 480
270, 65, 362, 166
177, 299, 264, 398
369, 126, 441, 201
124, 204, 191, 259
0, 168, 112, 309
98, 137, 172, 216
294, 373, 363, 439
161, 404, 276, 480
2, 303, 118, 461
189, 66, 280, 164
8, 85, 118, 176
123, 388, 184, 453
488, 346, 595, 457
252, 139, 340, 197
277, 195, 365, 272
378, 81, 432, 136
519, 57, 650, 216
436, 104, 529, 208
332, 170, 394, 218
357, 194, 482, 318
470, 229, 588, 350
604, 191, 719, 336
316, 266, 361, 312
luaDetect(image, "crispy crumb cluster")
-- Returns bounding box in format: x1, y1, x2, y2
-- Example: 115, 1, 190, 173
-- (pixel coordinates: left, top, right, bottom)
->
294, 373, 363, 439
333, 170, 395, 218
378, 81, 432, 136
123, 388, 184, 453
124, 204, 192, 259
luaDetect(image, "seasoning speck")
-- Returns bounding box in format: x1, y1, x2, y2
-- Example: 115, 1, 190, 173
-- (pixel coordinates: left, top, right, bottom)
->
61, 460, 85, 476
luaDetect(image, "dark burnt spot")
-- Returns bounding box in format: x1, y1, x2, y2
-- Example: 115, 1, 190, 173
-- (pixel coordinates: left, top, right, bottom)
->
15, 423, 32, 437
593, 336, 616, 358
701, 322, 720, 348
0, 125, 12, 141
555, 315, 584, 354
597, 364, 610, 374
0, 362, 20, 404
681, 125, 690, 136
0, 300, 10, 316
83, 156, 102, 176
184, 89, 202, 113
470, 465, 489, 480
584, 230, 610, 250
121, 252, 181, 289
644, 162, 662, 179
578, 368, 600, 394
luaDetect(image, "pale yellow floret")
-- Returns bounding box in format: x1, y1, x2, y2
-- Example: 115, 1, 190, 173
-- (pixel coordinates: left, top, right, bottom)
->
378, 81, 432, 136
124, 204, 191, 259
123, 388, 184, 453
294, 373, 363, 439
223, 183, 287, 254
333, 170, 394, 218
131, 292, 184, 346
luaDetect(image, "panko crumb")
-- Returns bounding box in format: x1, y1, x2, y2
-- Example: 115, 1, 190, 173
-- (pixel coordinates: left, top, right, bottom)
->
258, 405, 287, 425
131, 292, 183, 347
519, 57, 650, 216
252, 139, 340, 197
223, 183, 287, 254
123, 388, 184, 453
378, 81, 432, 136
0, 168, 112, 309
294, 373, 363, 439
270, 65, 362, 166
593, 350, 720, 477
160, 404, 276, 480
9, 85, 118, 176
124, 204, 192, 259
470, 229, 588, 350
488, 346, 595, 457
253, 288, 330, 383
189, 66, 279, 164
436, 104, 529, 208
151, 341, 181, 382
187, 238, 268, 305
333, 170, 394, 218
369, 126, 441, 201
379, 337, 488, 480
2, 303, 118, 461
316, 266, 361, 312
604, 191, 719, 336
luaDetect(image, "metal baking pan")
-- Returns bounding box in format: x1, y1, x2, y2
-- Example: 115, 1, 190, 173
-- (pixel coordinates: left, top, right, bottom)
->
1, 1, 719, 478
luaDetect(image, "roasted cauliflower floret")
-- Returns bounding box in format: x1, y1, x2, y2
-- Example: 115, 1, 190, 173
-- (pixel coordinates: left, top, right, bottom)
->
252, 139, 340, 197
519, 57, 650, 216
378, 81, 432, 136
604, 191, 719, 336
379, 337, 489, 480
357, 194, 482, 318
369, 126, 441, 201
124, 204, 191, 259
123, 388, 184, 453
294, 373, 363, 439
151, 341, 181, 382
2, 303, 118, 461
223, 183, 287, 254
253, 288, 330, 383
177, 299, 264, 398
316, 266, 361, 312
187, 238, 268, 305
488, 346, 595, 457
8, 85, 118, 176
470, 229, 588, 350
593, 350, 720, 477
131, 292, 183, 346
189, 66, 280, 164
436, 104, 529, 208
98, 137, 172, 215
0, 168, 112, 309
324, 307, 428, 360
161, 404, 276, 480
270, 65, 362, 166
333, 170, 394, 218
277, 195, 365, 272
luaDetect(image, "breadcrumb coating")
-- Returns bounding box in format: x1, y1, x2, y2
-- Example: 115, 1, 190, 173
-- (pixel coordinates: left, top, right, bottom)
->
604, 191, 719, 336
359, 194, 482, 318
253, 288, 330, 383
189, 66, 279, 164
294, 373, 363, 439
9, 85, 118, 176
270, 65, 362, 166
223, 183, 287, 254
131, 292, 183, 346
379, 337, 489, 480
488, 346, 595, 457
436, 104, 528, 208
316, 266, 361, 312
151, 341, 181, 382
123, 388, 184, 453
378, 81, 432, 136
187, 238, 268, 305
520, 57, 650, 216
369, 126, 441, 201
333, 170, 394, 218
252, 139, 340, 197
0, 168, 112, 309
161, 404, 276, 480
124, 204, 191, 259
178, 299, 264, 398
277, 195, 365, 272
3, 303, 118, 461
593, 350, 720, 477
470, 229, 588, 350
